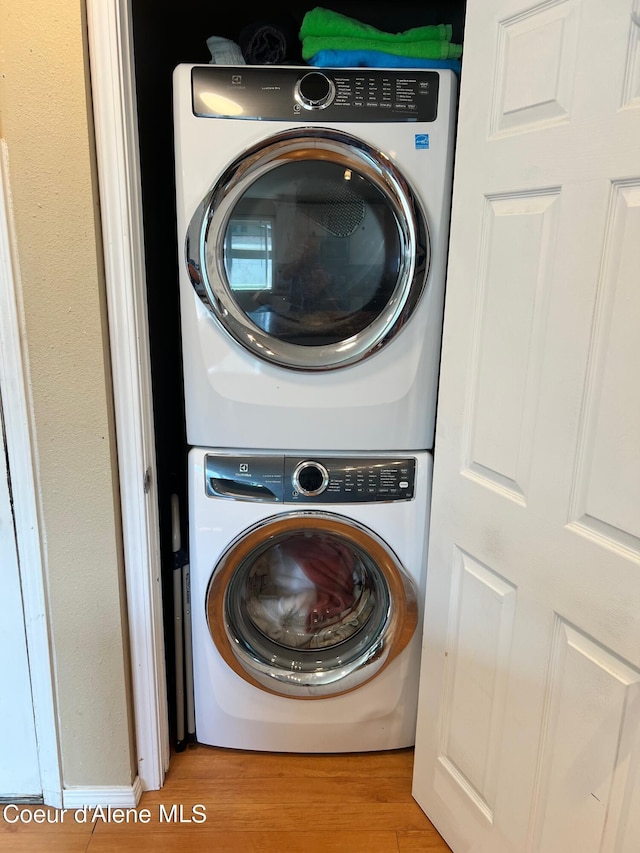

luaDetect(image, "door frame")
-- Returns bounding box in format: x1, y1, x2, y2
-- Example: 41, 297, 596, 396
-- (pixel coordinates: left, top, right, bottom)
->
86, 0, 169, 791
0, 144, 63, 806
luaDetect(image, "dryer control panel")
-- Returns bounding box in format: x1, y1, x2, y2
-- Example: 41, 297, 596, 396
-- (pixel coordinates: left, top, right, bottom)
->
205, 454, 416, 503
191, 66, 439, 122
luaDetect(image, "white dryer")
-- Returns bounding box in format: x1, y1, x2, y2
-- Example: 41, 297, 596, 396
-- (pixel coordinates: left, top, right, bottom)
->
189, 447, 432, 752
174, 65, 456, 451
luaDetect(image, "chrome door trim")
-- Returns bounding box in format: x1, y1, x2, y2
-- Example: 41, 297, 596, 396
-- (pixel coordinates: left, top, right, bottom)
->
206, 511, 418, 698
186, 127, 430, 371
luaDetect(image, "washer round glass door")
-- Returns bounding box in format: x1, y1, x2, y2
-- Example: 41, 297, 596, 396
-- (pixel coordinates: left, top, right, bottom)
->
186, 128, 430, 371
206, 512, 418, 697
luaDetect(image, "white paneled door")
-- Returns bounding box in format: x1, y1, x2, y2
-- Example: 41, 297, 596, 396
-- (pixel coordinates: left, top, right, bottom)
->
0, 392, 41, 798
412, 0, 640, 851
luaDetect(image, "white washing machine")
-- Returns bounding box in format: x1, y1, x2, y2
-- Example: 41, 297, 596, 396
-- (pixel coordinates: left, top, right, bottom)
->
189, 446, 432, 752
174, 65, 457, 451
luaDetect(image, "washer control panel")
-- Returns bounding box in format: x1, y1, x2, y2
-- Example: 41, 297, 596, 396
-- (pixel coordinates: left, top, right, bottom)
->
191, 66, 439, 122
205, 455, 416, 503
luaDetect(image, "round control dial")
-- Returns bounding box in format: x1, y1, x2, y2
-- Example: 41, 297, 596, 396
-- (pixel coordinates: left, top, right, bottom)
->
294, 72, 336, 110
292, 460, 330, 497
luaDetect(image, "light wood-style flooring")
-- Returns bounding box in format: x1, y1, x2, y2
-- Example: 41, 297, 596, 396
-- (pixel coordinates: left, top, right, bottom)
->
0, 745, 451, 852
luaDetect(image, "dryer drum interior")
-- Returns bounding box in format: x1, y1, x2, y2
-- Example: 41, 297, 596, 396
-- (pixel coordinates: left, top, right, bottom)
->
206, 512, 418, 698
186, 128, 430, 371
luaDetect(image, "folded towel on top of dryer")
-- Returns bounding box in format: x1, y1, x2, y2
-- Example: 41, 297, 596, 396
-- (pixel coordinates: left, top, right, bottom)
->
308, 49, 462, 73
299, 7, 462, 62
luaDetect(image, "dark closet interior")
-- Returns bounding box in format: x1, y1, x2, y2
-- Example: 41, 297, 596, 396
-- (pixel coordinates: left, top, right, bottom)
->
129, 0, 467, 744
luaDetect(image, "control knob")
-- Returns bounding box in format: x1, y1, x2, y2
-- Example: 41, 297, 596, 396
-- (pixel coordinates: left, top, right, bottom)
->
292, 460, 330, 497
294, 72, 336, 110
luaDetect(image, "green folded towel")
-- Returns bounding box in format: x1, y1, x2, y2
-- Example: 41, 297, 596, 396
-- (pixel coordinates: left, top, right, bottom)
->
299, 8, 461, 62
300, 7, 452, 43
302, 36, 462, 61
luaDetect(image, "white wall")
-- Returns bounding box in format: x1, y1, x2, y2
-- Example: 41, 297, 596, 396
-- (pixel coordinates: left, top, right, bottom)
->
0, 0, 135, 787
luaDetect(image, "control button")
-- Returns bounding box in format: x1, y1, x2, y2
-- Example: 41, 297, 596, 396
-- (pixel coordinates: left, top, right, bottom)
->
292, 460, 330, 497
294, 72, 336, 110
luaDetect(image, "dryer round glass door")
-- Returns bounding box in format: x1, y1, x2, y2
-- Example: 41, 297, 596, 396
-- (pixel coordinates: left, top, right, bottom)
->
186, 128, 430, 370
205, 512, 418, 697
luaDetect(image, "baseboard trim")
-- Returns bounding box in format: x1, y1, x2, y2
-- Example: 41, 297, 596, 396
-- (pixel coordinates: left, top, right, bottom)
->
62, 776, 143, 809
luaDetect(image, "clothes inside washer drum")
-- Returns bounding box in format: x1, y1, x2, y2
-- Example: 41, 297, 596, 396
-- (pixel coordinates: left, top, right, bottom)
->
281, 537, 356, 626
242, 535, 372, 649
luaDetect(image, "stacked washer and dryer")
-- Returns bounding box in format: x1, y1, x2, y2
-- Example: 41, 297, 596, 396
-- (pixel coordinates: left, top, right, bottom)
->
173, 64, 456, 752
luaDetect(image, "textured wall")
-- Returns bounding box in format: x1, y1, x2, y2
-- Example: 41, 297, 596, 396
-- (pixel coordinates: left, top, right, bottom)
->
0, 1, 135, 786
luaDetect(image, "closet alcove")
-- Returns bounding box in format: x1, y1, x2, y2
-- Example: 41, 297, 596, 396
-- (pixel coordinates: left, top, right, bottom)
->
128, 0, 467, 743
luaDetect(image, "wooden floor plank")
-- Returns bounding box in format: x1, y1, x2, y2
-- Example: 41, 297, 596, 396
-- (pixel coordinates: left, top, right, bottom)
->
398, 830, 453, 851
91, 801, 432, 834
0, 834, 91, 852
87, 829, 401, 853
0, 804, 92, 836
138, 775, 414, 805
166, 745, 415, 780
